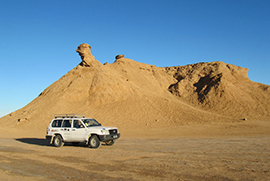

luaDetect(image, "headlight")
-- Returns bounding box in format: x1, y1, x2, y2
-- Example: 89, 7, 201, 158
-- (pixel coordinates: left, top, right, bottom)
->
101, 129, 109, 134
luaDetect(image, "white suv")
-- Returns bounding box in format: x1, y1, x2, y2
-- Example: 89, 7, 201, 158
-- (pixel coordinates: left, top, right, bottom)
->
46, 114, 120, 148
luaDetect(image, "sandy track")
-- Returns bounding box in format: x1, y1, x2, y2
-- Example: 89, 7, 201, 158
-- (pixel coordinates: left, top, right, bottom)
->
0, 136, 269, 181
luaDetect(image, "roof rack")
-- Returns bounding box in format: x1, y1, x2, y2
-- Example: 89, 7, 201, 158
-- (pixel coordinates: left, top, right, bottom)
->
54, 114, 86, 119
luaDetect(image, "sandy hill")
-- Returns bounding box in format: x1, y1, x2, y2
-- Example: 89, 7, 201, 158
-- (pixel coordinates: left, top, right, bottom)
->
1, 43, 269, 136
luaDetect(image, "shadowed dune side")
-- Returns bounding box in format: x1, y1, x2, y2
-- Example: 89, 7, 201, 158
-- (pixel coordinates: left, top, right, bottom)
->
166, 62, 270, 119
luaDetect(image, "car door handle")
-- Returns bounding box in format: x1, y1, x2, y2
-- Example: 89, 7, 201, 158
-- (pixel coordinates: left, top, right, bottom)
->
72, 129, 76, 131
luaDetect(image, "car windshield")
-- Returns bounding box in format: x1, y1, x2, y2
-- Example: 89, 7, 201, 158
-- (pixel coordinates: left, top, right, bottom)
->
83, 119, 101, 127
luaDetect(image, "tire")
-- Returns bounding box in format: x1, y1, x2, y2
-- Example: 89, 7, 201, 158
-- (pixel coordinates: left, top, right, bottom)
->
54, 135, 64, 147
88, 135, 101, 148
105, 140, 115, 146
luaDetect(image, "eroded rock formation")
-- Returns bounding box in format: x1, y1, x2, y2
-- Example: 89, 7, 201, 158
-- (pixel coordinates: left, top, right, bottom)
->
115, 54, 125, 60
76, 43, 102, 67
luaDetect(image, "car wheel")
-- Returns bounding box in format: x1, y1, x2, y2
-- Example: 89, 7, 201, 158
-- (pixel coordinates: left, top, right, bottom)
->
54, 135, 64, 147
88, 135, 101, 148
105, 140, 115, 146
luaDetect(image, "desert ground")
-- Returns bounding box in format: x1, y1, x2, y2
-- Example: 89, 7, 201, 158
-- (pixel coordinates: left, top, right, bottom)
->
0, 120, 269, 181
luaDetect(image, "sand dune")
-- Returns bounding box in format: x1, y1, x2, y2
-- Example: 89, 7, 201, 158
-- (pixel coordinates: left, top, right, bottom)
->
1, 43, 269, 135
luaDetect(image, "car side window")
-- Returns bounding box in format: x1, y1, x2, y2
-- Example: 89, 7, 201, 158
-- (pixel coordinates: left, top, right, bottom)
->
52, 119, 62, 127
73, 120, 84, 128
62, 120, 71, 128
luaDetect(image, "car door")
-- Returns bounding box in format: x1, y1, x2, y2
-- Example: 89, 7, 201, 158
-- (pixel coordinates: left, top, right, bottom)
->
71, 119, 87, 142
61, 119, 72, 141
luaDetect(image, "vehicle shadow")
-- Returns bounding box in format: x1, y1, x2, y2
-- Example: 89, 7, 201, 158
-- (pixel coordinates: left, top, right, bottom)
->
15, 138, 50, 146
15, 138, 110, 148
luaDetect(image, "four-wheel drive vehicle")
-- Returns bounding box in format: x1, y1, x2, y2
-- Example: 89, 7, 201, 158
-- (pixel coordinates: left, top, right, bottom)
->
46, 114, 120, 148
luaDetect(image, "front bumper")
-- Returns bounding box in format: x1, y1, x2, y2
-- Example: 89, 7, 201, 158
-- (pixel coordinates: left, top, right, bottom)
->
99, 133, 120, 142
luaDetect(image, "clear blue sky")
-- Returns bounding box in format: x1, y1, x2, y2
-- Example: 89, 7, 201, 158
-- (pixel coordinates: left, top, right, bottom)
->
0, 0, 269, 117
